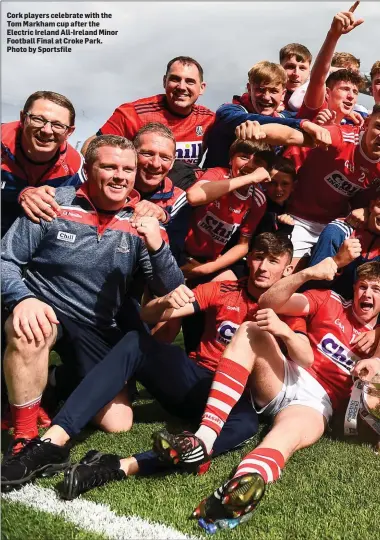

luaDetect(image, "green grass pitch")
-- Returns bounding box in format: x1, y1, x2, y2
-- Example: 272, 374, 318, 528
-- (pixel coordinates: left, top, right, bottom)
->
2, 338, 380, 539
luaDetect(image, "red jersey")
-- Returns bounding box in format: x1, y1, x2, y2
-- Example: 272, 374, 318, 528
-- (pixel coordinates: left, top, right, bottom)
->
184, 167, 267, 261
303, 289, 375, 409
285, 125, 380, 224
190, 278, 305, 372
296, 98, 328, 122
99, 94, 215, 165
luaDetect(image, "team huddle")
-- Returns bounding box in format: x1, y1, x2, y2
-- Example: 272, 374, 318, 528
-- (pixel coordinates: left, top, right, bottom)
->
2, 2, 380, 534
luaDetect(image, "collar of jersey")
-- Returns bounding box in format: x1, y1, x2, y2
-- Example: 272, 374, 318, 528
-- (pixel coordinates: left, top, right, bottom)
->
76, 183, 141, 211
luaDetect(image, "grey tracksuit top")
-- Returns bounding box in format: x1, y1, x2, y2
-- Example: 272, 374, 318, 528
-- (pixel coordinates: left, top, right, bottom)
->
1, 184, 184, 329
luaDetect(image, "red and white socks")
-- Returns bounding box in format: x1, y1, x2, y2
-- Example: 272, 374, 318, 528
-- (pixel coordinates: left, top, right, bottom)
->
233, 448, 285, 484
195, 357, 250, 453
10, 395, 42, 441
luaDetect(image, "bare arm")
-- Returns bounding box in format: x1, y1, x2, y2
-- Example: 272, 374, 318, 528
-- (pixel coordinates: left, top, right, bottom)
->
140, 284, 196, 324
235, 121, 332, 149
186, 168, 270, 207
81, 135, 96, 156
258, 257, 338, 315
255, 308, 314, 368
304, 3, 363, 110
185, 236, 250, 278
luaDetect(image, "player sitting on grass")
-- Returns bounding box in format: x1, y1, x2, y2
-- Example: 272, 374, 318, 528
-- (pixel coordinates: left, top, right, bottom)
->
1, 135, 184, 446
152, 259, 380, 533
1, 233, 311, 496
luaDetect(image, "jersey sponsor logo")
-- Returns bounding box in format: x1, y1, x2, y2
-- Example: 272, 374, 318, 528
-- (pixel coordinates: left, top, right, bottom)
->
317, 332, 360, 373
324, 170, 362, 197
175, 141, 202, 164
197, 211, 239, 245
229, 207, 242, 214
217, 320, 240, 345
227, 306, 240, 312
196, 125, 203, 136
57, 231, 76, 243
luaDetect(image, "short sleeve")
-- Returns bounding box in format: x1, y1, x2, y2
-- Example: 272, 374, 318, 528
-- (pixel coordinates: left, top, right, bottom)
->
99, 104, 141, 140
193, 281, 221, 311
302, 289, 331, 316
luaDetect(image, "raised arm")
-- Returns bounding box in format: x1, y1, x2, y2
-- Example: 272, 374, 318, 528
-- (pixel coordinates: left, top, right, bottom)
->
258, 257, 338, 315
186, 167, 270, 206
304, 2, 364, 110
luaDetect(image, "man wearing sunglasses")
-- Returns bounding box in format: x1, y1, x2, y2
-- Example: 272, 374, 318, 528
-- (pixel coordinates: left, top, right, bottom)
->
1, 90, 85, 237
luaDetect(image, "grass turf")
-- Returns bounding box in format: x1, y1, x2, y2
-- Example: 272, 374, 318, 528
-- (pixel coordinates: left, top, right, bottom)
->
2, 337, 380, 539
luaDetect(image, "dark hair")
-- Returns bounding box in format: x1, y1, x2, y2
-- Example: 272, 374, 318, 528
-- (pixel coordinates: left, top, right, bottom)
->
272, 156, 296, 180
23, 91, 76, 126
372, 103, 380, 116
133, 122, 176, 152
356, 261, 380, 283
165, 56, 204, 82
325, 69, 364, 91
85, 135, 136, 166
251, 232, 293, 263
229, 139, 276, 171
279, 43, 312, 64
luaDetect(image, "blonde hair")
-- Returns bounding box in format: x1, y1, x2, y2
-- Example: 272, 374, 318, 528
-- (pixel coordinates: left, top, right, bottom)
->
332, 52, 360, 71
248, 61, 287, 88
370, 61, 380, 81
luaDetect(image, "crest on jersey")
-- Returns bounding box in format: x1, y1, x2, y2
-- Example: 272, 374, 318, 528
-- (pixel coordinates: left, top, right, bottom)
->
196, 125, 203, 136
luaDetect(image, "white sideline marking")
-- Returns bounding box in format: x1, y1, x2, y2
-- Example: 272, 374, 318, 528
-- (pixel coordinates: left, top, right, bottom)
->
2, 485, 201, 540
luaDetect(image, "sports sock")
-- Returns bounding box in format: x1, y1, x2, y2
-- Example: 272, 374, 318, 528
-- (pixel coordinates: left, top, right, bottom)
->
196, 357, 250, 452
10, 395, 41, 441
233, 447, 285, 484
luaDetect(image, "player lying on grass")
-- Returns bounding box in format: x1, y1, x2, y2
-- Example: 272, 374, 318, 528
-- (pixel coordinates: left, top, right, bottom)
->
152, 259, 380, 533
0, 233, 312, 495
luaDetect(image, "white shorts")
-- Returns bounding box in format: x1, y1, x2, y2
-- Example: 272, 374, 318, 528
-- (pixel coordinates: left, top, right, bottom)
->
290, 216, 326, 258
252, 356, 333, 421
